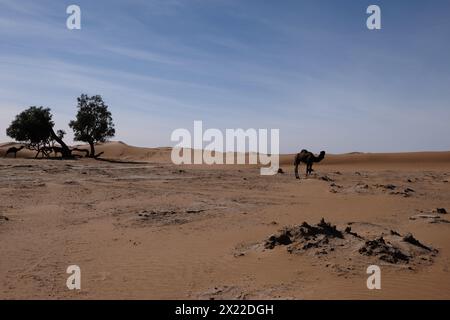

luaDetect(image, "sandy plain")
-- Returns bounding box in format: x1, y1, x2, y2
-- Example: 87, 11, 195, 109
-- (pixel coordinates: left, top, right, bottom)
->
1, 142, 449, 299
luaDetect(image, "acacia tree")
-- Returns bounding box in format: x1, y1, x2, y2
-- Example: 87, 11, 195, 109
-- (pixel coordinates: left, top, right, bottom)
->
6, 106, 72, 158
69, 94, 115, 158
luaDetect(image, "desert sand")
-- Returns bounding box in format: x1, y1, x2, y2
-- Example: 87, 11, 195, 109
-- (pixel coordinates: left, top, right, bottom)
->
1, 141, 449, 299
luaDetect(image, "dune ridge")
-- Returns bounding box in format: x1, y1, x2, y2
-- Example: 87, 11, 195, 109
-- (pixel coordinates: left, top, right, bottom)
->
1, 141, 450, 169
1, 140, 449, 299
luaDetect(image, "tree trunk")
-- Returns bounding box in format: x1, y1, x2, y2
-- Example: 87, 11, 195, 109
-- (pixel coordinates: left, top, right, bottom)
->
50, 128, 71, 158
89, 141, 95, 158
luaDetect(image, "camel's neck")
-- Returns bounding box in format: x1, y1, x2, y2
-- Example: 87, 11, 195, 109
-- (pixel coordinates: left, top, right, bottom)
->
314, 154, 325, 162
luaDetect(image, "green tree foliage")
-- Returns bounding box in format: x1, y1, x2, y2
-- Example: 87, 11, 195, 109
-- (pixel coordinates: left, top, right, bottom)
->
6, 106, 71, 157
69, 94, 115, 157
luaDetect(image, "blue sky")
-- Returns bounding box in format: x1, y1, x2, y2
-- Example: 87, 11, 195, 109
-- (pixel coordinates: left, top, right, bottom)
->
1, 0, 449, 153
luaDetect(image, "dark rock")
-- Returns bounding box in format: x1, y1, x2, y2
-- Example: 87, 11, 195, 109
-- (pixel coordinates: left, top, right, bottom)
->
265, 230, 292, 249
186, 209, 205, 214
436, 208, 447, 214
359, 237, 410, 264
330, 183, 342, 188
345, 226, 362, 238
299, 218, 344, 239
277, 168, 284, 174
265, 218, 343, 251
320, 175, 334, 182
403, 233, 433, 252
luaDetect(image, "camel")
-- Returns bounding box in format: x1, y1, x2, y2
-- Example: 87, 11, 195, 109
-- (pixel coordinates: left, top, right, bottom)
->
5, 145, 25, 158
294, 149, 326, 179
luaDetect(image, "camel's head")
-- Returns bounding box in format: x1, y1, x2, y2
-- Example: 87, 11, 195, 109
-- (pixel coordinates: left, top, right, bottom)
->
319, 151, 326, 159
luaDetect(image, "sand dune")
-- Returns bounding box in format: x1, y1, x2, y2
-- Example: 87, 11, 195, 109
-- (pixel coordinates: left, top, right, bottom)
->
2, 141, 450, 169
1, 141, 449, 299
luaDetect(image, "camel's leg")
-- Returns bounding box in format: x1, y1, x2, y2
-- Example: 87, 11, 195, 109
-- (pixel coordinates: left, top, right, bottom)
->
295, 162, 300, 179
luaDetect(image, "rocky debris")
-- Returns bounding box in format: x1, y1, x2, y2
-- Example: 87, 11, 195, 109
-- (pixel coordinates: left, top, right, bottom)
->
0, 215, 9, 222
409, 214, 450, 224
354, 183, 369, 192
375, 184, 396, 190
403, 233, 434, 252
265, 219, 343, 251
63, 179, 80, 185
299, 219, 344, 238
138, 208, 205, 218
265, 230, 292, 249
359, 232, 437, 264
186, 209, 205, 214
138, 210, 176, 218
347, 182, 414, 197
345, 226, 362, 239
320, 175, 334, 182
359, 237, 410, 263
277, 168, 285, 174
264, 219, 438, 265
436, 208, 447, 214
428, 218, 449, 224
389, 188, 415, 197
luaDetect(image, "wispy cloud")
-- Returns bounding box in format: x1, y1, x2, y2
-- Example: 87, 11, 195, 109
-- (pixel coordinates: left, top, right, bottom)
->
0, 0, 449, 152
